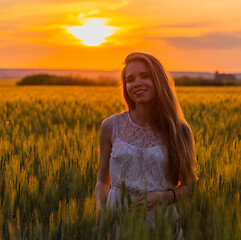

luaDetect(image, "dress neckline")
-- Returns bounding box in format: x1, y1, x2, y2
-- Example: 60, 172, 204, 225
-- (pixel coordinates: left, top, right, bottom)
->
127, 110, 152, 130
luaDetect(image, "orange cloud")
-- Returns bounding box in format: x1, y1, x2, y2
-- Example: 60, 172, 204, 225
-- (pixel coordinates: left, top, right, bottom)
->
161, 32, 241, 50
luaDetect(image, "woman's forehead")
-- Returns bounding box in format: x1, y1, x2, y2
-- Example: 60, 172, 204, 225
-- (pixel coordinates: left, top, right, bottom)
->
125, 61, 150, 76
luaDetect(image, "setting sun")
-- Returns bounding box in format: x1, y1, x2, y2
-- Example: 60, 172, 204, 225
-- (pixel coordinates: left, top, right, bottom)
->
65, 18, 119, 46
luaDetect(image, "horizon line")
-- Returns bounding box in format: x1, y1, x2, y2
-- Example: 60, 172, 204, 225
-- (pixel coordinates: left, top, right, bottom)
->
1, 68, 239, 74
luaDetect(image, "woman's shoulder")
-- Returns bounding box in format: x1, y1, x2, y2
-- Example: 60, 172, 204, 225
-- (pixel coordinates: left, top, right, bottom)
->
100, 117, 113, 144
102, 111, 127, 124
101, 116, 113, 133
101, 111, 127, 134
111, 111, 128, 118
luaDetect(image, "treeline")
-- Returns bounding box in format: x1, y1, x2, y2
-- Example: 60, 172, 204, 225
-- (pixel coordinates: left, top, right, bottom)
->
16, 74, 241, 86
174, 76, 241, 86
16, 74, 118, 86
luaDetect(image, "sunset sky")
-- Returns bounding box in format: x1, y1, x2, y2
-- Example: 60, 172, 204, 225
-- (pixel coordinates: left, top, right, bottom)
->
1, 0, 241, 72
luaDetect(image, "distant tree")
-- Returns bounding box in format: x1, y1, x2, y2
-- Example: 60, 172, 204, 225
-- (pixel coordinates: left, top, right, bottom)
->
215, 71, 236, 81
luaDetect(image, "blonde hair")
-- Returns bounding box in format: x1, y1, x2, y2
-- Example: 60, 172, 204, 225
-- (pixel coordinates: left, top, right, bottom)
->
121, 52, 198, 185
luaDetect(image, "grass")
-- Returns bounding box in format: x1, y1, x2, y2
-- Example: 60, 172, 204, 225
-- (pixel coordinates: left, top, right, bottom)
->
0, 84, 240, 239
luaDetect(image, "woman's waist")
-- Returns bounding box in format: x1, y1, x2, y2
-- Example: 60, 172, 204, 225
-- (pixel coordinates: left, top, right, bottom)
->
108, 185, 177, 213
110, 184, 141, 195
110, 184, 168, 195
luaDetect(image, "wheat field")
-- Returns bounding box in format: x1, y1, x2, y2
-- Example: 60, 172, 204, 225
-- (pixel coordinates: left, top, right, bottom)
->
0, 85, 240, 239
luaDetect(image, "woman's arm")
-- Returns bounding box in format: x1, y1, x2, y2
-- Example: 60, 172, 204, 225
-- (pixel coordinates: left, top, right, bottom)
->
160, 174, 193, 203
95, 117, 113, 215
134, 176, 193, 209
169, 175, 193, 202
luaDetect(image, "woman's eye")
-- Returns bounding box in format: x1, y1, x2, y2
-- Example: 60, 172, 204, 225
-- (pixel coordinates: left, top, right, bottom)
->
126, 77, 134, 82
141, 74, 149, 78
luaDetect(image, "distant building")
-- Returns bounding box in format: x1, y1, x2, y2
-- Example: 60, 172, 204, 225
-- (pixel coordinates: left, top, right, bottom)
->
215, 71, 236, 81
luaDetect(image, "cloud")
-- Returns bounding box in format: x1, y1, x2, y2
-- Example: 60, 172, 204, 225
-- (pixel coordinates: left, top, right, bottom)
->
147, 22, 213, 29
0, 23, 11, 30
146, 32, 241, 49
0, 0, 17, 8
0, 39, 8, 48
0, 0, 129, 9
0, 0, 130, 26
106, 0, 129, 10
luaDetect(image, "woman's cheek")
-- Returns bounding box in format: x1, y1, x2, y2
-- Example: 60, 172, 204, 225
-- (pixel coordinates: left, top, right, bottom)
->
126, 86, 134, 99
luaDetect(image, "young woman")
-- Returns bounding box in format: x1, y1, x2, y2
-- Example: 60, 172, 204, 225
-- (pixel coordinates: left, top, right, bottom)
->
95, 52, 198, 239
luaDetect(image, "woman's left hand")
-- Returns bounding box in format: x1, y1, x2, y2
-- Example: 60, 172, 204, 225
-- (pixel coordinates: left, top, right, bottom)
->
131, 191, 163, 210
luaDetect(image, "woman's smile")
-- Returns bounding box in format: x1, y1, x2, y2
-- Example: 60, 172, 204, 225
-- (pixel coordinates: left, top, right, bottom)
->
134, 89, 147, 95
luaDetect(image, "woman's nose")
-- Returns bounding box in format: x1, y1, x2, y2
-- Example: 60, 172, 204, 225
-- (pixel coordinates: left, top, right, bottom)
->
134, 77, 143, 86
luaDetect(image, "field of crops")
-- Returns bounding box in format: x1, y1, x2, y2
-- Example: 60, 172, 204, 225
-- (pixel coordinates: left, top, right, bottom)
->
0, 84, 240, 239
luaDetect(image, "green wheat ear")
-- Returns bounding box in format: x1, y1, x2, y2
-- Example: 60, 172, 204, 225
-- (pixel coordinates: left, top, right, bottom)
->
120, 180, 126, 209
127, 191, 132, 208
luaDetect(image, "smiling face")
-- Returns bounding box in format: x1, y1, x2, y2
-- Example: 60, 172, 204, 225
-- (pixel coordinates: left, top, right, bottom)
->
125, 60, 156, 107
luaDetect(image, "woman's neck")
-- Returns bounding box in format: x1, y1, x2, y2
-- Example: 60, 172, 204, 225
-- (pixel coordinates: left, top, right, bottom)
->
129, 106, 152, 128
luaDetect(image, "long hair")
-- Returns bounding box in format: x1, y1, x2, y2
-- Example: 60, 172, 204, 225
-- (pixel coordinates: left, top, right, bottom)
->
121, 52, 198, 186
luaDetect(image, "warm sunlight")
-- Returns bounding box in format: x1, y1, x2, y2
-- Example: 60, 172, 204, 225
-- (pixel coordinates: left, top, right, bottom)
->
66, 18, 119, 46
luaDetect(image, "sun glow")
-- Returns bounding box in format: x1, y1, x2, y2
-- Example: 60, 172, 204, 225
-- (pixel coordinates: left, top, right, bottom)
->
66, 18, 119, 46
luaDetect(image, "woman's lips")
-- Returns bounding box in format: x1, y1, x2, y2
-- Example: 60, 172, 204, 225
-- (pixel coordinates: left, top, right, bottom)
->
134, 89, 147, 95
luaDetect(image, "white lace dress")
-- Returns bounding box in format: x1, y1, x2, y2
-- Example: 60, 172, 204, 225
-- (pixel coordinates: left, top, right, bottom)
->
106, 111, 183, 238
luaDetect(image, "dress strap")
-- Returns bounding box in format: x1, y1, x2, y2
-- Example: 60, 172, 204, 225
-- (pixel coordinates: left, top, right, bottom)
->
113, 114, 118, 136
111, 114, 118, 143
